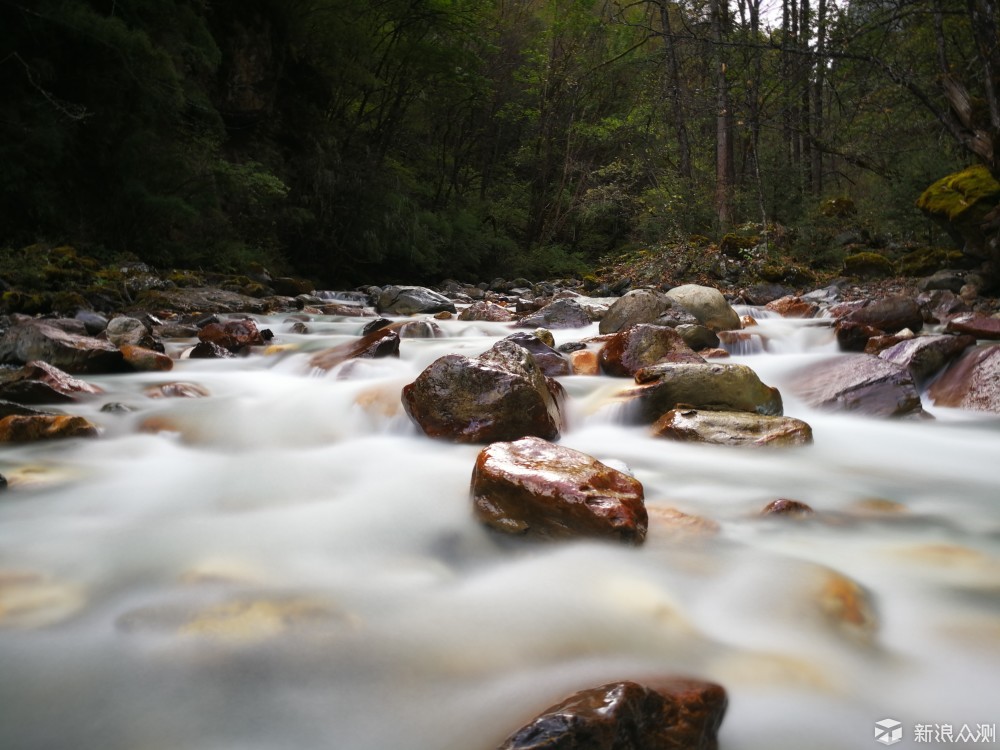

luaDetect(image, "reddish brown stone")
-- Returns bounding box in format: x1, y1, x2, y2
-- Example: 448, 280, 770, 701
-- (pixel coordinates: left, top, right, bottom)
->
761, 499, 815, 517
835, 321, 884, 352
197, 319, 266, 352
842, 295, 924, 334
120, 344, 173, 372
700, 348, 731, 359
458, 301, 517, 322
0, 361, 103, 404
878, 333, 976, 384
309, 327, 401, 371
504, 333, 571, 377
471, 437, 646, 543
498, 679, 727, 750
945, 314, 1000, 340
766, 295, 819, 318
0, 414, 98, 442
927, 344, 1000, 413
570, 349, 600, 375
863, 333, 912, 355
599, 324, 703, 377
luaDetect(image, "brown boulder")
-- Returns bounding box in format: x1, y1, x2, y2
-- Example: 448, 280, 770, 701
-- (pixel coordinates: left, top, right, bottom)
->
836, 296, 923, 351
0, 361, 103, 404
623, 363, 783, 423
599, 324, 704, 377
0, 319, 125, 374
309, 328, 401, 372
877, 334, 976, 384
0, 414, 98, 442
472, 437, 645, 542
458, 301, 517, 322
197, 319, 266, 352
402, 339, 564, 443
945, 314, 1000, 340
497, 679, 727, 750
927, 344, 1000, 413
504, 333, 571, 377
785, 355, 924, 417
120, 344, 174, 372
570, 349, 600, 375
761, 499, 815, 517
652, 408, 813, 447
765, 295, 819, 318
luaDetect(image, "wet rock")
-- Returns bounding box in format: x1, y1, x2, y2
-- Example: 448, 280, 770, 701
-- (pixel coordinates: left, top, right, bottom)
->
0, 319, 125, 374
120, 344, 173, 372
434, 311, 453, 320
309, 327, 401, 371
624, 363, 783, 423
402, 339, 564, 443
877, 334, 976, 384
153, 322, 200, 339
0, 414, 98, 442
598, 289, 674, 335
917, 289, 970, 323
188, 341, 235, 359
515, 298, 591, 329
105, 316, 149, 347
863, 331, 914, 355
570, 349, 600, 375
134, 287, 271, 315
817, 570, 878, 644
834, 321, 884, 352
144, 382, 211, 399
674, 324, 719, 351
599, 324, 704, 377
471, 436, 646, 543
458, 301, 517, 322
0, 400, 56, 419
919, 269, 968, 293
361, 318, 393, 336
0, 474, 6, 491
651, 408, 813, 447
286, 320, 309, 335
320, 303, 374, 317
504, 333, 571, 377
376, 285, 457, 315
74, 309, 108, 335
761, 499, 815, 517
700, 348, 730, 359
647, 506, 721, 538
0, 361, 103, 403
395, 320, 442, 338
0, 570, 85, 629
765, 295, 819, 318
945, 313, 1000, 339
927, 344, 1000, 413
533, 328, 556, 347
497, 679, 727, 750
838, 295, 923, 337
785, 354, 924, 417
665, 284, 741, 332
197, 319, 266, 352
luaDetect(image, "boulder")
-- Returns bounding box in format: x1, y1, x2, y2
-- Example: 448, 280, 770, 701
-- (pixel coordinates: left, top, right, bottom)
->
598, 289, 674, 335
0, 361, 103, 403
945, 314, 1000, 340
838, 295, 924, 336
0, 319, 125, 373
664, 284, 741, 332
599, 324, 704, 377
309, 328, 401, 372
515, 298, 592, 329
376, 286, 457, 315
188, 341, 235, 359
785, 355, 924, 417
497, 679, 727, 750
471, 437, 646, 543
0, 414, 98, 442
651, 408, 813, 447
120, 344, 174, 372
877, 334, 976, 384
458, 301, 517, 322
402, 339, 564, 442
104, 316, 149, 348
675, 324, 719, 351
504, 333, 571, 377
917, 289, 970, 324
927, 344, 1000, 413
623, 363, 783, 423
197, 319, 267, 352
765, 295, 819, 318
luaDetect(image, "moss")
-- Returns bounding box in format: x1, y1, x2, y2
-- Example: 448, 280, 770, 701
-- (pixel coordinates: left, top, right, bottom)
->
820, 197, 856, 217
168, 270, 203, 288
916, 164, 1000, 221
720, 233, 759, 258
843, 252, 894, 278
897, 247, 966, 276
1, 290, 51, 314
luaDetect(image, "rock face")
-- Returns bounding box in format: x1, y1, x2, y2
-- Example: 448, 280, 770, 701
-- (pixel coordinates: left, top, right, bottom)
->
928, 344, 1000, 413
0, 414, 99, 442
376, 286, 457, 315
785, 355, 924, 417
599, 324, 704, 377
665, 284, 741, 332
402, 339, 564, 442
877, 334, 976, 384
458, 301, 516, 322
0, 361, 103, 403
598, 289, 674, 335
497, 679, 727, 750
471, 437, 646, 543
0, 319, 125, 374
309, 328, 401, 371
652, 408, 813, 447
945, 314, 1000, 339
623, 363, 783, 423
515, 298, 592, 329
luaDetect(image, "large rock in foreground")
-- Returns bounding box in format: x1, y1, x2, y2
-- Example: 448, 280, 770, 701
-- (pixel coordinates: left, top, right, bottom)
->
471, 437, 646, 543
599, 324, 704, 377
623, 363, 783, 423
376, 285, 456, 315
665, 284, 741, 332
0, 361, 103, 403
652, 408, 813, 447
498, 679, 727, 750
402, 339, 563, 442
786, 355, 923, 417
927, 344, 1000, 413
0, 319, 125, 374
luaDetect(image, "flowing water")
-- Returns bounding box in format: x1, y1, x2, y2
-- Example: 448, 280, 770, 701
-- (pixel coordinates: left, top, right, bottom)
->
1, 306, 999, 750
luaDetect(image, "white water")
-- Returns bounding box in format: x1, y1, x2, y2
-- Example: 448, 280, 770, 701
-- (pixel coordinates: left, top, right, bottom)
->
1, 310, 999, 750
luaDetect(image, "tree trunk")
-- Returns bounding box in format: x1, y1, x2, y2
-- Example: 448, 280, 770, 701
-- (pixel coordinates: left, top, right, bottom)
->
711, 0, 735, 230
810, 0, 826, 194
659, 1, 692, 180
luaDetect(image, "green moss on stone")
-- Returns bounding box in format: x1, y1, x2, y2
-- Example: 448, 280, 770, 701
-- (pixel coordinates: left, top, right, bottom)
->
843, 252, 894, 278
898, 246, 966, 276
916, 164, 1000, 221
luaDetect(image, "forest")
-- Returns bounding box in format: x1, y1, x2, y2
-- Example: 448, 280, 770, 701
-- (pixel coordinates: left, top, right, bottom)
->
1, 0, 998, 287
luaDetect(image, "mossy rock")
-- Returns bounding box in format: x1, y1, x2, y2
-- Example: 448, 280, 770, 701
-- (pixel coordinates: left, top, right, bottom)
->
1, 290, 51, 315
898, 247, 967, 276
916, 164, 1000, 221
167, 270, 204, 288
820, 197, 856, 217
843, 252, 894, 278
759, 263, 817, 286
720, 233, 759, 258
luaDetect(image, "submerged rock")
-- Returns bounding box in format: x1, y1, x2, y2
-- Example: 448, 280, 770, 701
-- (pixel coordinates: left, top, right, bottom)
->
785, 354, 923, 417
0, 319, 125, 374
927, 344, 1000, 413
402, 339, 564, 443
599, 324, 704, 377
0, 361, 103, 403
665, 284, 741, 332
472, 437, 646, 543
498, 679, 727, 750
144, 382, 211, 399
0, 414, 98, 442
623, 363, 783, 423
652, 408, 813, 447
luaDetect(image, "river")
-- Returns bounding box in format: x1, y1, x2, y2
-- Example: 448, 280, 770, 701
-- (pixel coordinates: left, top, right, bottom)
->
1, 303, 998, 749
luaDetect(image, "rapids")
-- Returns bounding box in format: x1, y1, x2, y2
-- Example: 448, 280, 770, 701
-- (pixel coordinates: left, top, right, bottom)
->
1, 308, 998, 750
